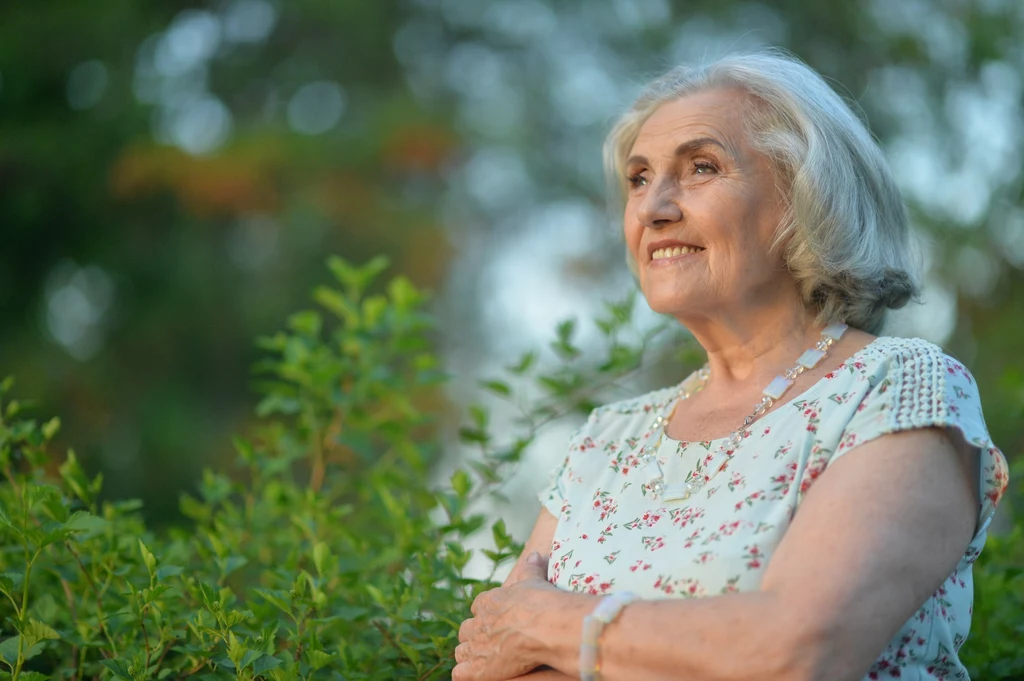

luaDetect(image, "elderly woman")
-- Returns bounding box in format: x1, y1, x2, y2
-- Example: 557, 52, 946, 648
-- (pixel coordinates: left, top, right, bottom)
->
453, 52, 1009, 681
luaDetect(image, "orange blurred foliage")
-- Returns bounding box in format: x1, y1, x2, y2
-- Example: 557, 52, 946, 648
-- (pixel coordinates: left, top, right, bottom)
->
109, 144, 281, 217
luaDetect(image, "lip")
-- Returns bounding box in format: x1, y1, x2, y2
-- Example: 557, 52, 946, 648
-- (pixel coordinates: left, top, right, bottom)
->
646, 239, 705, 263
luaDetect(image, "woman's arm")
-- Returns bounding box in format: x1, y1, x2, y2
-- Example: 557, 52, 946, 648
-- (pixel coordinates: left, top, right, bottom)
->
505, 671, 574, 681
502, 508, 559, 587
463, 428, 978, 681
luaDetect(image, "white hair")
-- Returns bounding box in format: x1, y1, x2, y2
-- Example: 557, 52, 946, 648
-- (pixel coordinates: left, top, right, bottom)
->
604, 50, 919, 334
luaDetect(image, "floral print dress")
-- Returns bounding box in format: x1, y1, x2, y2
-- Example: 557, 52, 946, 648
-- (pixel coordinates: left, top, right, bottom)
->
539, 336, 1008, 680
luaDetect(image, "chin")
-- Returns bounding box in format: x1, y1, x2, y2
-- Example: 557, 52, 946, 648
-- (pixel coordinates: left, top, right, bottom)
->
642, 293, 697, 318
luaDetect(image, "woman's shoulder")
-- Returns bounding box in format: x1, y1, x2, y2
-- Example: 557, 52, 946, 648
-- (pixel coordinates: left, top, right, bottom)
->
847, 335, 992, 441
859, 335, 978, 387
594, 384, 680, 417
578, 383, 683, 438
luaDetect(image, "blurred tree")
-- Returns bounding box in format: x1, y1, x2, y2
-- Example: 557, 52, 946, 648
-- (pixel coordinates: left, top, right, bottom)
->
0, 0, 459, 522
0, 0, 1021, 526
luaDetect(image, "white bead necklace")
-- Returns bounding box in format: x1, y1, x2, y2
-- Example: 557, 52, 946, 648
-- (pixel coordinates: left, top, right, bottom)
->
641, 322, 849, 502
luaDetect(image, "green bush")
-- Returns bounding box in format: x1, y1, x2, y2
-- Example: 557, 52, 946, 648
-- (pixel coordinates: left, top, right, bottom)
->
0, 257, 661, 680
0, 256, 1020, 679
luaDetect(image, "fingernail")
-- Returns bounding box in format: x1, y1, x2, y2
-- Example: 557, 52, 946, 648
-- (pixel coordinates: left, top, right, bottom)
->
526, 551, 541, 563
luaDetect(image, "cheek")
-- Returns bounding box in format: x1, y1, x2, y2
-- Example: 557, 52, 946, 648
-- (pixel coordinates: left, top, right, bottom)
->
622, 203, 643, 249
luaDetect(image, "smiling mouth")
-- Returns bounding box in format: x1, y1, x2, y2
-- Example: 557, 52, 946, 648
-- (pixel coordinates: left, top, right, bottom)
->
651, 246, 704, 261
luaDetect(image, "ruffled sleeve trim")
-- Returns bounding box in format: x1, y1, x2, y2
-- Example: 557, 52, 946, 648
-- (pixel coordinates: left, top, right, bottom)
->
820, 337, 1008, 543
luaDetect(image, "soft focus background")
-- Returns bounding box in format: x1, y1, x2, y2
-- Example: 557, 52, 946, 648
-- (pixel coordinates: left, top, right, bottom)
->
2, 0, 1022, 538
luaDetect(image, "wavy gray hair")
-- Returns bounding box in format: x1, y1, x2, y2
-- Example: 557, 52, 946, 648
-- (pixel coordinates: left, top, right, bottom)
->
605, 51, 919, 334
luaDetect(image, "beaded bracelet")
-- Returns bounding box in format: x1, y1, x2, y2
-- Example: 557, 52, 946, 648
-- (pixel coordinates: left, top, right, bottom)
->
579, 591, 639, 681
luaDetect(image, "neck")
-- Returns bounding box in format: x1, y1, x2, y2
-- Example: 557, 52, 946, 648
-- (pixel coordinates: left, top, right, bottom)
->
680, 298, 822, 390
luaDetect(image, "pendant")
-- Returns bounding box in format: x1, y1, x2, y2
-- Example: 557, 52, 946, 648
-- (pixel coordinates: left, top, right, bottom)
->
661, 479, 703, 502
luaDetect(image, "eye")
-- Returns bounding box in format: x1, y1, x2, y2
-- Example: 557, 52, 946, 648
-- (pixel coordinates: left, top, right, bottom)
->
693, 161, 718, 175
627, 172, 649, 188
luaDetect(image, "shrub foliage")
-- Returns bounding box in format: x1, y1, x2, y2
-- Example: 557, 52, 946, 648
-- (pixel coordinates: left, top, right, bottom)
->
0, 258, 1020, 679
0, 257, 662, 680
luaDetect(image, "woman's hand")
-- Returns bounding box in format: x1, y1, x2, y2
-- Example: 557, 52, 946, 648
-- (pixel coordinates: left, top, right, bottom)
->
453, 551, 564, 681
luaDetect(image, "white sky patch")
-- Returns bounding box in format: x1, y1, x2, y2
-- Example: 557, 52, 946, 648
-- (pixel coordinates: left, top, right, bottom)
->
223, 0, 277, 43
477, 200, 644, 353
44, 262, 116, 360
287, 81, 346, 135
154, 10, 222, 77
885, 277, 958, 345
482, 0, 558, 43
166, 94, 234, 155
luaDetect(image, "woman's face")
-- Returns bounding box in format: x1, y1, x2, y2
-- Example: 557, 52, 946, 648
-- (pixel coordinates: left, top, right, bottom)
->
623, 88, 791, 321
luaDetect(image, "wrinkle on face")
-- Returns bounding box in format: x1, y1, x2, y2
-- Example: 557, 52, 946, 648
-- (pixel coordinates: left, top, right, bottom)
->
622, 87, 790, 324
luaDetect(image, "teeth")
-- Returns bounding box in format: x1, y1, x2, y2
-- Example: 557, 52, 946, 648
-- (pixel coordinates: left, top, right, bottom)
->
652, 246, 703, 260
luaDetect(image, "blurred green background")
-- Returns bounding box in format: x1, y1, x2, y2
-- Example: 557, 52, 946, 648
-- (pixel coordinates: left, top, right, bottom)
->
1, 0, 1022, 529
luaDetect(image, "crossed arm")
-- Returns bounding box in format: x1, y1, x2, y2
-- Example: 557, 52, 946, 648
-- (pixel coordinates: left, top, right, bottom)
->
455, 427, 981, 681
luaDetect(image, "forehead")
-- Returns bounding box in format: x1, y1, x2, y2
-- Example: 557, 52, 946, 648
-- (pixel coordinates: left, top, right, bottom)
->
632, 87, 751, 154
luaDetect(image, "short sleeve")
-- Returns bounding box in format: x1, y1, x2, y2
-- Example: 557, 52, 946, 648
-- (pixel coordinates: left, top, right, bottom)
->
537, 411, 597, 519
827, 341, 1009, 538
538, 451, 571, 518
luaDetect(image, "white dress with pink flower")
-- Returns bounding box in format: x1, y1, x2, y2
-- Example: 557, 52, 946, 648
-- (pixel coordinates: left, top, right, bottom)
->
539, 336, 1008, 680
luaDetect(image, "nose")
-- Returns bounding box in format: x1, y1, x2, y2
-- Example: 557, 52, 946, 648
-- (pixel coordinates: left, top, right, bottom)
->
635, 179, 682, 229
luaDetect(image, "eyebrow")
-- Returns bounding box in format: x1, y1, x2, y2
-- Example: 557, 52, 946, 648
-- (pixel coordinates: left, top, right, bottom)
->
625, 136, 729, 168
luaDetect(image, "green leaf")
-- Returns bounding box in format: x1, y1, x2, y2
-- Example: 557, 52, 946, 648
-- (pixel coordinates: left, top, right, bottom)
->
0, 637, 18, 665
41, 417, 60, 441
450, 470, 472, 498
508, 351, 536, 375
178, 494, 210, 522
4, 400, 20, 418
468, 460, 501, 484
64, 511, 107, 535
328, 255, 389, 294
196, 580, 220, 611
287, 310, 323, 337
313, 286, 360, 327
252, 654, 283, 676
138, 539, 157, 576
361, 295, 388, 327
306, 649, 334, 672
217, 555, 248, 579
469, 405, 488, 429
16, 672, 48, 681
335, 606, 369, 621
387, 275, 421, 311
99, 658, 134, 680
232, 436, 255, 464
491, 519, 511, 550
458, 427, 489, 445
254, 589, 292, 616
0, 572, 22, 596
482, 548, 513, 565
312, 541, 332, 577
27, 485, 63, 520
227, 631, 262, 670
23, 619, 60, 649
479, 379, 511, 396
255, 394, 301, 417
155, 565, 184, 581
0, 636, 43, 665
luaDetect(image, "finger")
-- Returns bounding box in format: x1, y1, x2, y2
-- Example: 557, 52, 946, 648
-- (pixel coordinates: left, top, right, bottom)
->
458, 617, 475, 642
452, 662, 470, 681
453, 642, 468, 664
470, 589, 491, 616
